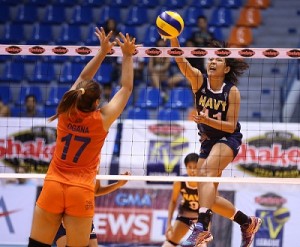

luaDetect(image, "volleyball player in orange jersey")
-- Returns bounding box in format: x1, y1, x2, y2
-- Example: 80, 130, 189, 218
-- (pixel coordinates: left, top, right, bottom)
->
28, 27, 138, 247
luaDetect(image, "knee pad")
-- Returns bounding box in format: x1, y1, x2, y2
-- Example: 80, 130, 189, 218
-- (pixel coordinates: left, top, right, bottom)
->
28, 238, 51, 247
162, 240, 177, 247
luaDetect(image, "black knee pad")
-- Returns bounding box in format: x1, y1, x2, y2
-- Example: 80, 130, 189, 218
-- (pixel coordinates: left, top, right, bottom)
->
28, 238, 51, 247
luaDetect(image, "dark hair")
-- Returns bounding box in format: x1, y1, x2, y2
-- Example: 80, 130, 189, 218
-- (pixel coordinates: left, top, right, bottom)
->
48, 80, 102, 122
184, 153, 199, 166
25, 94, 37, 102
208, 40, 249, 85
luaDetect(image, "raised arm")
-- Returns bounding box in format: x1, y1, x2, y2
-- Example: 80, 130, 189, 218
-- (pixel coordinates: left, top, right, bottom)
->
70, 27, 115, 91
170, 38, 203, 93
101, 33, 137, 131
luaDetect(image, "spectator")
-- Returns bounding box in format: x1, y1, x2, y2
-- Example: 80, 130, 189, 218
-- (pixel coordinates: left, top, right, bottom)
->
191, 15, 215, 47
148, 39, 185, 99
117, 55, 145, 85
104, 18, 119, 41
20, 95, 43, 118
190, 16, 216, 73
0, 97, 10, 117
148, 39, 170, 89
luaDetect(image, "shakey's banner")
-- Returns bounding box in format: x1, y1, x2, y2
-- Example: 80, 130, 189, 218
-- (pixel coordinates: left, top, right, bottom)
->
0, 118, 299, 246
120, 120, 300, 179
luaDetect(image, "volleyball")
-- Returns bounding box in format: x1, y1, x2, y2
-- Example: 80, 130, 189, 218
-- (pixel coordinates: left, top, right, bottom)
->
273, 207, 290, 224
156, 11, 184, 39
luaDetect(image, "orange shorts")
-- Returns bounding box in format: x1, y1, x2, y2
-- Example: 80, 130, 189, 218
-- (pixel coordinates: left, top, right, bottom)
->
37, 180, 95, 217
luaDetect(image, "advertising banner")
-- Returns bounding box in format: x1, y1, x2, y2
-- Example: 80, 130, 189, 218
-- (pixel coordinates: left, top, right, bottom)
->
0, 118, 117, 179
0, 184, 36, 244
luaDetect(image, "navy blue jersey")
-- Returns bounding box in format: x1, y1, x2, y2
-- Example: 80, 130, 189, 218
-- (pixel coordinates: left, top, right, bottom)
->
178, 181, 199, 218
195, 76, 241, 139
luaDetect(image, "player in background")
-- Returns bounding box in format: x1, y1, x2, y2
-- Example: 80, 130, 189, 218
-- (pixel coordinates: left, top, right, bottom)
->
28, 27, 137, 247
169, 38, 261, 247
55, 172, 130, 247
162, 153, 207, 247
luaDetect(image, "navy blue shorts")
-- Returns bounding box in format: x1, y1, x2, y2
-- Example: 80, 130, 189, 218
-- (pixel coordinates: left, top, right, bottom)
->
53, 222, 97, 244
176, 215, 197, 227
199, 132, 243, 159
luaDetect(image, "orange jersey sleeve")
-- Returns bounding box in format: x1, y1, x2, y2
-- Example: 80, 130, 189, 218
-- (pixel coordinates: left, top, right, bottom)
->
46, 110, 108, 191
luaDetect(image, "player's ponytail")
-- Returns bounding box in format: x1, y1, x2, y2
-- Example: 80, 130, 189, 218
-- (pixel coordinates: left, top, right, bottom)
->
48, 80, 102, 122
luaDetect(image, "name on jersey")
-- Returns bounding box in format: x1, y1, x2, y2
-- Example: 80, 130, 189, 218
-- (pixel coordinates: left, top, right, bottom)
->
67, 123, 89, 133
182, 192, 198, 202
198, 95, 227, 111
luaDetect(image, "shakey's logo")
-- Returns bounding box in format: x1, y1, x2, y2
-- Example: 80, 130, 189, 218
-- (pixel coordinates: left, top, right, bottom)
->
233, 131, 300, 177
0, 126, 57, 179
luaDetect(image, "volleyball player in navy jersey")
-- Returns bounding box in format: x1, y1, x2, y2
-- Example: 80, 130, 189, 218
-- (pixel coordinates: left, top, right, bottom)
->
169, 38, 261, 247
162, 153, 207, 247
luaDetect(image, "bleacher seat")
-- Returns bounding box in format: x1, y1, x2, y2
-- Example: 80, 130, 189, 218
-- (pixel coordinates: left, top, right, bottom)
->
219, 0, 243, 8
228, 26, 253, 47
42, 5, 66, 24
28, 61, 56, 84
81, 0, 103, 6
209, 7, 233, 27
52, 0, 77, 6
111, 0, 133, 7
27, 23, 53, 45
162, 0, 185, 9
143, 25, 160, 47
127, 107, 149, 119
137, 0, 159, 8
246, 0, 270, 9
118, 25, 137, 39
184, 7, 204, 26
191, 0, 214, 8
208, 26, 224, 41
0, 23, 25, 44
70, 5, 93, 25
157, 108, 181, 121
26, 0, 49, 6
59, 62, 84, 84
236, 7, 262, 27
165, 87, 194, 109
110, 86, 133, 108
44, 105, 57, 117
100, 6, 121, 24
45, 86, 69, 106
0, 86, 12, 104
135, 87, 162, 109
86, 24, 100, 46
10, 106, 23, 117
0, 4, 10, 23
17, 86, 43, 106
57, 24, 82, 45
126, 6, 148, 26
178, 26, 193, 44
94, 63, 114, 85
14, 4, 38, 23
0, 61, 25, 83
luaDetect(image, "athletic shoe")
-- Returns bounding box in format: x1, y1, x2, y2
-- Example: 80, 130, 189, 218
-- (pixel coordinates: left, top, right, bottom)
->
240, 216, 262, 247
181, 222, 213, 247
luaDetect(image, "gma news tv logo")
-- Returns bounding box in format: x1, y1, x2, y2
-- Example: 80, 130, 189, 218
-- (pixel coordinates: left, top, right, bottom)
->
0, 197, 20, 233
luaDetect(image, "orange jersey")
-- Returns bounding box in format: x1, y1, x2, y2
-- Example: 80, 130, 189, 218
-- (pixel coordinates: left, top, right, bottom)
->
46, 109, 108, 191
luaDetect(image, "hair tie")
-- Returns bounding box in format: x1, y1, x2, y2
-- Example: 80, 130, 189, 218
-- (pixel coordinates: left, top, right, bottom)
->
79, 88, 85, 95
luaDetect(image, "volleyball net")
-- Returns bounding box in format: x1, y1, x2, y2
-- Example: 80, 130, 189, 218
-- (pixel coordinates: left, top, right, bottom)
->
0, 44, 299, 246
